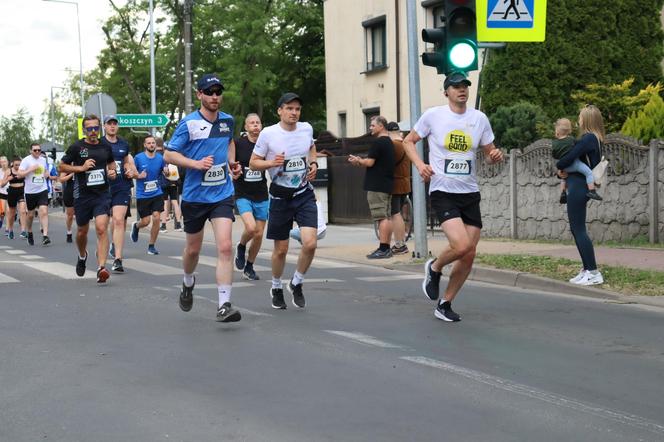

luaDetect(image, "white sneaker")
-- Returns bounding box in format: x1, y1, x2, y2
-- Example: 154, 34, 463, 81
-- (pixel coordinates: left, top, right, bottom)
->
575, 271, 604, 286
569, 270, 586, 283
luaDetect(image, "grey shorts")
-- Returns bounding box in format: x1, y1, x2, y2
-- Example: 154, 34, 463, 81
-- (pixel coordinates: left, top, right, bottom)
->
367, 191, 391, 221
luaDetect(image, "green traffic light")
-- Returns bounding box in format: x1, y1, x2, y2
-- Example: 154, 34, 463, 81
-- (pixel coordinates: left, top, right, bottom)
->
448, 41, 477, 70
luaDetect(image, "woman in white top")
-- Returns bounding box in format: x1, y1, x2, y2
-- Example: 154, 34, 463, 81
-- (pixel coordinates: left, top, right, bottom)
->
0, 156, 9, 233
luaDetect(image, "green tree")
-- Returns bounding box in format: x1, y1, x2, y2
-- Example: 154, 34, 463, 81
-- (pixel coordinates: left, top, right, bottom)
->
0, 109, 35, 159
489, 102, 549, 151
38, 88, 81, 149
621, 87, 664, 143
481, 0, 664, 120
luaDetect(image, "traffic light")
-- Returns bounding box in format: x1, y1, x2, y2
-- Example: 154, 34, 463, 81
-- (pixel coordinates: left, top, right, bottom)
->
421, 27, 447, 74
444, 0, 478, 73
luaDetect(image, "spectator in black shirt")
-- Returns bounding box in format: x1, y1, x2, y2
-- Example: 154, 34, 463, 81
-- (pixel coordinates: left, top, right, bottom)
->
349, 116, 395, 259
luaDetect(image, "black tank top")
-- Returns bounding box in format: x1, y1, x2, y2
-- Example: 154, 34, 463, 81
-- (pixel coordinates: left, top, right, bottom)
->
9, 170, 24, 185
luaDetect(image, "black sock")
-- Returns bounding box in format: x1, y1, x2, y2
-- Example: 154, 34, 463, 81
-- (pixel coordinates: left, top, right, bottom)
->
379, 243, 390, 251
238, 243, 246, 251
439, 300, 450, 308
245, 260, 253, 269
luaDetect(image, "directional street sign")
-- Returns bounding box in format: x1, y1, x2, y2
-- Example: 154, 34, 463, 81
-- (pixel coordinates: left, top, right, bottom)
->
477, 0, 547, 42
116, 113, 169, 127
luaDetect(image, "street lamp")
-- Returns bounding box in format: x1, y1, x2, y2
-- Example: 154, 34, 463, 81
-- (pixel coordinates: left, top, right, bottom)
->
50, 86, 66, 146
42, 0, 85, 117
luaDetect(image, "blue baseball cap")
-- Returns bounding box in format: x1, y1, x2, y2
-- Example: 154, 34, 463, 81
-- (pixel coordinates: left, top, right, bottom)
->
443, 71, 471, 89
103, 114, 118, 124
196, 73, 224, 91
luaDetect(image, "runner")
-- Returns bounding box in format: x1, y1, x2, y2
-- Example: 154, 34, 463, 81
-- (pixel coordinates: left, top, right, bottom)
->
233, 113, 268, 281
59, 171, 75, 243
59, 115, 117, 283
16, 143, 51, 246
0, 156, 8, 234
156, 137, 183, 233
131, 135, 166, 255
403, 72, 504, 322
103, 115, 137, 272
249, 92, 319, 310
164, 73, 242, 322
0, 157, 26, 240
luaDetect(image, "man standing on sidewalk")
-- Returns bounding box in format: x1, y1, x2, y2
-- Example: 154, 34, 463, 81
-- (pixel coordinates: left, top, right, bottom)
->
131, 135, 166, 256
387, 121, 411, 255
165, 73, 242, 323
348, 116, 395, 259
403, 72, 503, 322
17, 143, 50, 246
59, 115, 117, 283
250, 92, 319, 310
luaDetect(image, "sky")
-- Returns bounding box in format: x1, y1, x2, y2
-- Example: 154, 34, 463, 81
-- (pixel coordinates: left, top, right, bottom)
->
0, 0, 121, 135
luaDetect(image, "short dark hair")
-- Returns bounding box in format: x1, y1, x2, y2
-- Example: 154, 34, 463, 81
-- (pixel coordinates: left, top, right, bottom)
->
83, 114, 100, 125
30, 142, 40, 149
371, 116, 388, 129
144, 135, 155, 143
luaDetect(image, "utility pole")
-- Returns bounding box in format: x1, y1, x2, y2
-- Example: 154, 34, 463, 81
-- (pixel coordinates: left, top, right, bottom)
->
183, 0, 193, 114
149, 0, 157, 135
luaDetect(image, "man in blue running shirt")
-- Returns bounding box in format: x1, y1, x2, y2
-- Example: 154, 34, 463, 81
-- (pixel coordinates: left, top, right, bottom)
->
165, 73, 242, 323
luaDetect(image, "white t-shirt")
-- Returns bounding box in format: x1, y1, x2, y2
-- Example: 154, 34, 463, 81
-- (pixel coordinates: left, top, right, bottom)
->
253, 122, 314, 190
0, 169, 8, 195
20, 155, 49, 195
414, 105, 494, 194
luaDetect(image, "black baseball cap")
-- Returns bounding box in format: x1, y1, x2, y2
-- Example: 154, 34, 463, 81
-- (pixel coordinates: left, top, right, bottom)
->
103, 115, 118, 124
277, 92, 302, 107
196, 73, 224, 91
386, 121, 400, 131
443, 71, 472, 89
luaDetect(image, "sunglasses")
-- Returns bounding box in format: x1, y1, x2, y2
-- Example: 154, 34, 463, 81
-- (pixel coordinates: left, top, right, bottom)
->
202, 88, 223, 97
84, 126, 100, 132
32, 149, 41, 153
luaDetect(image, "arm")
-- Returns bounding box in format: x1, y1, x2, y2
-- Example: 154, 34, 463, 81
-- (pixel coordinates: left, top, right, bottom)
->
249, 152, 284, 171
556, 134, 595, 170
58, 172, 74, 183
15, 163, 37, 178
123, 153, 138, 178
482, 142, 504, 164
403, 129, 434, 182
306, 144, 318, 181
164, 150, 213, 171
59, 160, 94, 174
227, 139, 242, 179
347, 155, 375, 168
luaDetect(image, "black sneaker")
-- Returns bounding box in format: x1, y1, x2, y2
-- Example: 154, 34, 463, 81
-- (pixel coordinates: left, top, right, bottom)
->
174, 221, 183, 232
391, 244, 409, 255
434, 301, 461, 322
76, 253, 87, 277
234, 243, 246, 270
159, 223, 167, 233
422, 258, 441, 300
66, 233, 72, 243
216, 302, 242, 322
271, 287, 287, 309
243, 265, 259, 281
586, 189, 603, 201
559, 191, 567, 204
288, 280, 306, 308
96, 267, 110, 284
366, 248, 393, 259
42, 235, 51, 246
111, 258, 124, 273
27, 232, 34, 246
179, 277, 195, 312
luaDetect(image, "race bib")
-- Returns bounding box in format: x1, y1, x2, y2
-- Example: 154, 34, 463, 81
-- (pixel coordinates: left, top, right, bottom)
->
244, 167, 262, 183
32, 176, 45, 184
274, 156, 307, 188
167, 164, 179, 182
144, 180, 158, 192
115, 161, 122, 175
86, 169, 106, 186
202, 163, 227, 187
444, 159, 472, 175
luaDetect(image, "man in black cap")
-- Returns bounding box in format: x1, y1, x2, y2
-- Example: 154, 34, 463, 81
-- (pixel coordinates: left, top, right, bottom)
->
403, 71, 504, 322
249, 92, 319, 310
165, 73, 243, 323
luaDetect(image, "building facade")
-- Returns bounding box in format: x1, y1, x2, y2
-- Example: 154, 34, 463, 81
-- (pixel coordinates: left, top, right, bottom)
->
324, 0, 482, 137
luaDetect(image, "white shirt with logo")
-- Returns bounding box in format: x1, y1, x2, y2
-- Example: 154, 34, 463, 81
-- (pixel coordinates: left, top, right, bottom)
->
20, 155, 49, 195
253, 122, 314, 190
414, 105, 494, 194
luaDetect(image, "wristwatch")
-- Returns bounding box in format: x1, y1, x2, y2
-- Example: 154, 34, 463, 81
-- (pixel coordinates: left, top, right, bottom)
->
309, 161, 319, 168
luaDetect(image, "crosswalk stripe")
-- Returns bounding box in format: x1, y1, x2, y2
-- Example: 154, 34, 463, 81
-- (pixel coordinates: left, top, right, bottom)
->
0, 272, 20, 283
121, 259, 183, 275
5, 249, 26, 255
20, 255, 43, 260
356, 275, 423, 282
0, 246, 12, 249
256, 251, 355, 269
22, 262, 96, 280
168, 255, 271, 272
175, 282, 254, 289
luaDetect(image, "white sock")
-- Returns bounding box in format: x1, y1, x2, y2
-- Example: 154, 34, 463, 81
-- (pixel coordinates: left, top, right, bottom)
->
272, 277, 283, 289
183, 272, 195, 287
589, 270, 600, 275
218, 284, 232, 307
292, 271, 305, 286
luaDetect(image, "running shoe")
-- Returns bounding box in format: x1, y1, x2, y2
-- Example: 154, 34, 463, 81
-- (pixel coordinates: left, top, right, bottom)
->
111, 258, 124, 273
20, 231, 27, 239
27, 232, 34, 246
568, 270, 586, 283
288, 280, 306, 308
159, 223, 167, 233
66, 233, 72, 243
42, 236, 51, 246
76, 253, 87, 277
8, 231, 14, 240
174, 221, 183, 232
130, 221, 139, 243
242, 265, 259, 281
96, 266, 110, 284
366, 248, 393, 259
574, 271, 604, 286
109, 243, 115, 259
270, 287, 287, 309
422, 258, 441, 300
216, 302, 242, 323
0, 218, 3, 229
234, 243, 246, 270
586, 190, 603, 201
147, 245, 159, 255
179, 277, 195, 312
4, 229, 9, 236
434, 301, 461, 322
391, 244, 409, 255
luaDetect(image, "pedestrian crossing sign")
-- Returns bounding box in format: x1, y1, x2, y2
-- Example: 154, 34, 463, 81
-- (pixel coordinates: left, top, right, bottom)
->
477, 0, 547, 42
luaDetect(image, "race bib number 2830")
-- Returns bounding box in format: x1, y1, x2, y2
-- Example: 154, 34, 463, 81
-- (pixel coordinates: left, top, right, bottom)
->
202, 163, 227, 186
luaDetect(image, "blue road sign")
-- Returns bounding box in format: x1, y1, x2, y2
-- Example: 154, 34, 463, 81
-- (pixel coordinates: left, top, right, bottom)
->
487, 0, 535, 29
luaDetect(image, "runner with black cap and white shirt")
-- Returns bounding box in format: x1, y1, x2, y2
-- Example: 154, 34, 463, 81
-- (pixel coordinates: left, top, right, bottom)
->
249, 92, 319, 310
403, 72, 504, 322
16, 143, 51, 246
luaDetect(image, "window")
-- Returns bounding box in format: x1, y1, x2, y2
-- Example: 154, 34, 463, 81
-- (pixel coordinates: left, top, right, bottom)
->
338, 112, 347, 138
362, 16, 387, 72
363, 107, 380, 133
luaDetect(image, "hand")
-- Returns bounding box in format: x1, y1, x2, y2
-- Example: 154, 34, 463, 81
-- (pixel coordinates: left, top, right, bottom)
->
306, 162, 317, 181
82, 159, 96, 171
272, 152, 285, 168
348, 155, 360, 166
488, 148, 504, 164
108, 167, 117, 180
557, 170, 568, 179
416, 162, 435, 183
137, 170, 147, 179
230, 161, 242, 180
196, 156, 214, 171
125, 168, 137, 179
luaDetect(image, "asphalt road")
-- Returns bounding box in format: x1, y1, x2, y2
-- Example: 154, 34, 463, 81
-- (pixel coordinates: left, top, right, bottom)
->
1, 217, 663, 441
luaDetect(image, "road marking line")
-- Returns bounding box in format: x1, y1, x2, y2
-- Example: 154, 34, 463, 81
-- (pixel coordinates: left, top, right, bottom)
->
356, 275, 423, 282
193, 295, 273, 317
401, 356, 664, 436
121, 259, 183, 275
5, 249, 26, 255
154, 286, 171, 292
20, 255, 43, 260
257, 252, 356, 269
169, 255, 271, 272
0, 272, 20, 283
174, 282, 254, 290
0, 245, 12, 249
324, 330, 404, 349
22, 262, 96, 280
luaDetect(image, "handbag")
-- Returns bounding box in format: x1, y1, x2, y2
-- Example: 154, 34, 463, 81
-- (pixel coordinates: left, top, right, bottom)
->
590, 135, 608, 186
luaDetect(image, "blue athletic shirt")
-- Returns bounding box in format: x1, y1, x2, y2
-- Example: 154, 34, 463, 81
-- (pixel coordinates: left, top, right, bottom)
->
134, 152, 165, 199
166, 110, 235, 204
103, 137, 132, 192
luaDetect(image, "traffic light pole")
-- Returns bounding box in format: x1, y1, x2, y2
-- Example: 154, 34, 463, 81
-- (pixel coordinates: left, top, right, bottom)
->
406, 0, 428, 259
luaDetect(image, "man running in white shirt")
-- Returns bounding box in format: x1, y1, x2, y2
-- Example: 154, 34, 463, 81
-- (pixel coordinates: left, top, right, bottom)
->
17, 143, 51, 246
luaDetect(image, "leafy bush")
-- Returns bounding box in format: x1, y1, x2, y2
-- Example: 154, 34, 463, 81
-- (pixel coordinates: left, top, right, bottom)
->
489, 102, 549, 151
621, 85, 664, 143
